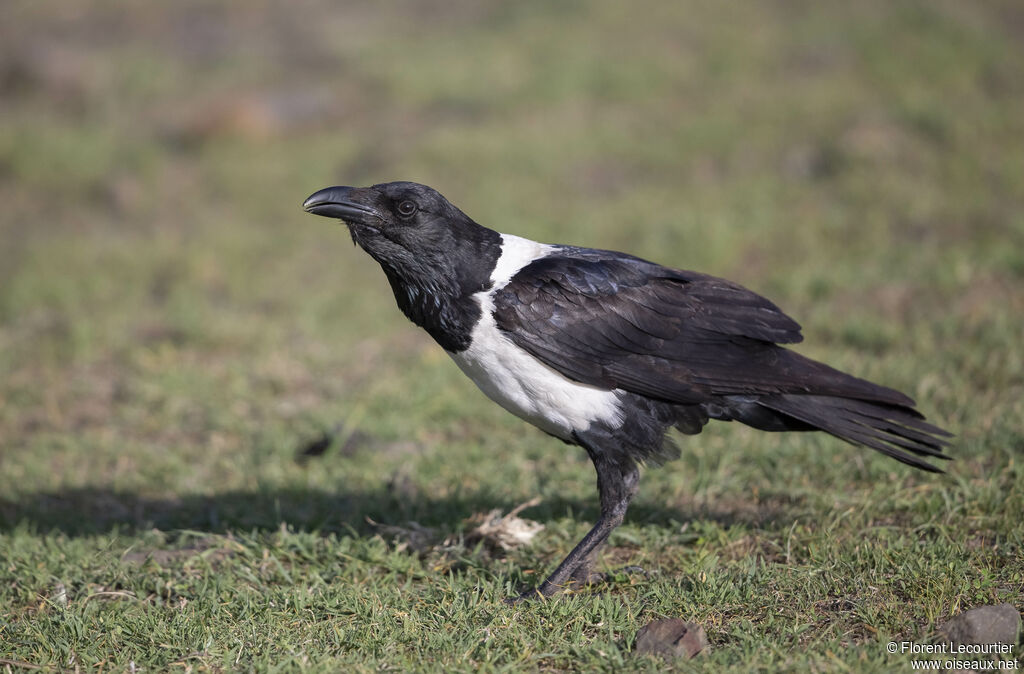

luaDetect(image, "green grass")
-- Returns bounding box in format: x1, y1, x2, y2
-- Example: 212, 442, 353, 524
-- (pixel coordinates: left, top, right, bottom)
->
1, 0, 1023, 671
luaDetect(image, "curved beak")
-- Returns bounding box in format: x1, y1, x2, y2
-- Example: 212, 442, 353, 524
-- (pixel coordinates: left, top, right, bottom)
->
302, 186, 383, 223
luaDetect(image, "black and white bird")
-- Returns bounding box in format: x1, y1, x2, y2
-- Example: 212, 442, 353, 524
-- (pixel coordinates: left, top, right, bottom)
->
302, 181, 951, 600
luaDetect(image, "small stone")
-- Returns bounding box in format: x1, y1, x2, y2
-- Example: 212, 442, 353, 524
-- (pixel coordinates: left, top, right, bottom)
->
634, 618, 709, 659
936, 603, 1021, 647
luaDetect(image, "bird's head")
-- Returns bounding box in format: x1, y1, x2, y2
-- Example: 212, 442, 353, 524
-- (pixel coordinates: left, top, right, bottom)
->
302, 181, 500, 325
303, 181, 485, 264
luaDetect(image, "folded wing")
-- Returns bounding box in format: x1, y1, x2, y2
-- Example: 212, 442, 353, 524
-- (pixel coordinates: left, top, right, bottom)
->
492, 248, 950, 470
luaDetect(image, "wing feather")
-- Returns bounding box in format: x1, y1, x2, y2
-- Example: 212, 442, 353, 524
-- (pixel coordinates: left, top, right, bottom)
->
491, 250, 910, 406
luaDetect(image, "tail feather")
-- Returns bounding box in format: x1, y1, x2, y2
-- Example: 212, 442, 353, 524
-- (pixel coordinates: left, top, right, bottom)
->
756, 394, 952, 472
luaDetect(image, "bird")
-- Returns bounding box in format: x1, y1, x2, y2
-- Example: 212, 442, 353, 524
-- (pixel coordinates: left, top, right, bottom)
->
302, 180, 951, 601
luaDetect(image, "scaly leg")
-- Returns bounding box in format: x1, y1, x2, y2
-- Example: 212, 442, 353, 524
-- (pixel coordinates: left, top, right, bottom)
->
511, 444, 640, 602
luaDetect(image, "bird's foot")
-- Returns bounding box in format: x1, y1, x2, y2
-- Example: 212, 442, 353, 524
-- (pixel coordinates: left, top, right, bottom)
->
504, 574, 582, 604
504, 565, 652, 604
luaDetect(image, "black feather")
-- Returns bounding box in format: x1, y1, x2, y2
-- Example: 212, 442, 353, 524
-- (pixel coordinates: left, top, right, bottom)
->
493, 248, 950, 469
756, 395, 951, 471
305, 180, 953, 600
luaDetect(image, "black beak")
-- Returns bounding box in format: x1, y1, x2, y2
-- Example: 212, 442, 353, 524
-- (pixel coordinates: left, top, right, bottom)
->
302, 186, 383, 223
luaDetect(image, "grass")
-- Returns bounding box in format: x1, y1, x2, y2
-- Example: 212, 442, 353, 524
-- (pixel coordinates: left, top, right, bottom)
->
1, 0, 1023, 671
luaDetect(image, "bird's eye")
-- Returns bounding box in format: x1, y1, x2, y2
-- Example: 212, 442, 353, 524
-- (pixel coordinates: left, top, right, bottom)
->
397, 200, 418, 217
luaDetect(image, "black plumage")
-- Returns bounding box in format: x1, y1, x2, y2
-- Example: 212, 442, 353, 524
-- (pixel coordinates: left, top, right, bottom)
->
492, 250, 949, 472
302, 181, 951, 601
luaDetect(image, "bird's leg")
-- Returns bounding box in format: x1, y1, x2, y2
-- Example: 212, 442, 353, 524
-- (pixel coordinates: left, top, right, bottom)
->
512, 446, 639, 602
567, 548, 604, 585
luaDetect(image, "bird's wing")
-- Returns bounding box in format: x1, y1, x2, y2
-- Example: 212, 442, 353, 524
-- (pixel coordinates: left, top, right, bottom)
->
491, 249, 911, 406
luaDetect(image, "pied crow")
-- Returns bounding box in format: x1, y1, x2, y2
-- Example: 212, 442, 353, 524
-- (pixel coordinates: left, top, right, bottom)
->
302, 181, 951, 601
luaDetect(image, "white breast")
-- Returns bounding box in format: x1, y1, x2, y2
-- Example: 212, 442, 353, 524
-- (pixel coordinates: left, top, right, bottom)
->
447, 233, 623, 440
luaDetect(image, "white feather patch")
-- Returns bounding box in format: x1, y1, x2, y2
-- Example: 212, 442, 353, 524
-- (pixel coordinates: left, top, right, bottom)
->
448, 233, 622, 440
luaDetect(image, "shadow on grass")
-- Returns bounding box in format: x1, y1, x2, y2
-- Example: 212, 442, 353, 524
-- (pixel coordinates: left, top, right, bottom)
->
0, 484, 801, 538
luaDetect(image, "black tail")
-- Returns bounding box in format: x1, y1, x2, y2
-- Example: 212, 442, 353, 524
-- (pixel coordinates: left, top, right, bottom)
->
698, 347, 953, 472
752, 394, 952, 472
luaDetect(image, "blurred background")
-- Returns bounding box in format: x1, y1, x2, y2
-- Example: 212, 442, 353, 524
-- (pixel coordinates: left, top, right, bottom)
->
1, 0, 1022, 530
2, 2, 1023, 669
